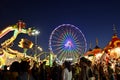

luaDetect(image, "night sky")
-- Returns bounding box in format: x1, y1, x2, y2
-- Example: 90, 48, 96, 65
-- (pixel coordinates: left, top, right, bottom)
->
0, 0, 120, 52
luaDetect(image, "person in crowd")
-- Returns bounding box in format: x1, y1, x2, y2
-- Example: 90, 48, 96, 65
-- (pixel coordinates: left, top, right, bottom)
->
93, 64, 99, 80
107, 63, 114, 80
98, 62, 107, 80
115, 64, 120, 80
1, 65, 11, 80
79, 57, 88, 80
45, 66, 52, 80
31, 62, 40, 80
9, 61, 20, 80
86, 60, 95, 80
73, 63, 81, 80
51, 61, 61, 80
62, 61, 72, 80
39, 61, 47, 80
18, 60, 35, 80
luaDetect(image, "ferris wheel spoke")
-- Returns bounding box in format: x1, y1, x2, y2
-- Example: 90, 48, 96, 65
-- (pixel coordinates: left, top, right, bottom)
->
75, 47, 83, 54
58, 37, 65, 42
73, 50, 80, 58
61, 53, 67, 61
57, 27, 67, 40
51, 40, 63, 44
54, 34, 64, 41
73, 36, 79, 42
68, 50, 72, 57
51, 44, 62, 47
72, 35, 80, 44
51, 42, 60, 46
63, 50, 69, 60
70, 51, 76, 59
62, 33, 68, 40
52, 47, 64, 52
53, 34, 63, 40
74, 45, 82, 50
53, 33, 66, 42
74, 34, 82, 43
52, 38, 65, 44
52, 36, 60, 41
71, 51, 77, 59
51, 44, 63, 47
71, 30, 77, 37
58, 49, 67, 60
75, 42, 82, 46
52, 33, 60, 39
74, 39, 82, 45
53, 46, 64, 52
73, 32, 83, 41
62, 28, 70, 40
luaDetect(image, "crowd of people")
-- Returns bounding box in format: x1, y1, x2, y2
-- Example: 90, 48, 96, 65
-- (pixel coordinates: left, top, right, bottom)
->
0, 57, 120, 80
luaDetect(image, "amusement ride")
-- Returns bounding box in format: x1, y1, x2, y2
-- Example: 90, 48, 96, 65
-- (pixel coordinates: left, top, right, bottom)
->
0, 21, 39, 67
49, 24, 87, 63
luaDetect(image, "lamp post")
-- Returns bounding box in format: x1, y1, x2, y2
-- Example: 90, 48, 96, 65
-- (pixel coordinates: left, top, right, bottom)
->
31, 29, 40, 55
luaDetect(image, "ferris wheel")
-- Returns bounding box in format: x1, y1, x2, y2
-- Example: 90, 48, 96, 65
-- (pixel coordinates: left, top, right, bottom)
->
49, 24, 87, 62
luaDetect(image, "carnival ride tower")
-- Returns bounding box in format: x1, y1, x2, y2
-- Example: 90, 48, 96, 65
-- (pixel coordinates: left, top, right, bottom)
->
0, 21, 33, 66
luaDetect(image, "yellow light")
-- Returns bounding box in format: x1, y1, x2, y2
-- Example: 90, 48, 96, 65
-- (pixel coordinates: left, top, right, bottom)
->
110, 47, 120, 58
29, 42, 33, 48
95, 53, 102, 59
18, 39, 24, 48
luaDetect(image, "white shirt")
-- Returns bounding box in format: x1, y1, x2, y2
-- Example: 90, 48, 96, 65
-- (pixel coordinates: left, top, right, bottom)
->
63, 68, 72, 80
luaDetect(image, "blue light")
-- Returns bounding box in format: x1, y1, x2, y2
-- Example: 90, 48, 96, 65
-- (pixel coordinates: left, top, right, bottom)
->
65, 40, 72, 48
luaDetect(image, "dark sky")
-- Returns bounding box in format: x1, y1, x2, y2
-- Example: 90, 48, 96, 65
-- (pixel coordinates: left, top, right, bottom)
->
0, 0, 120, 52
